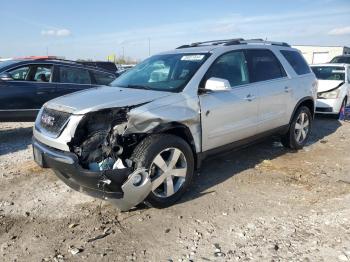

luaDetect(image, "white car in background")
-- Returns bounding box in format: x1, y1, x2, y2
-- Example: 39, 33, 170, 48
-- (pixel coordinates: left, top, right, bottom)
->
311, 64, 350, 116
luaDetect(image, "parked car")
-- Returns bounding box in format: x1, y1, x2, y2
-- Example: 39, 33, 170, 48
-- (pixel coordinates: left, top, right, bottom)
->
78, 61, 120, 76
33, 39, 317, 211
330, 55, 350, 64
311, 63, 350, 116
0, 58, 117, 121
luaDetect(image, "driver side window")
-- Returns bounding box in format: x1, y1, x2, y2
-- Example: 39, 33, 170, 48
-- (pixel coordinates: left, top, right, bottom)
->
206, 51, 249, 87
7, 66, 30, 81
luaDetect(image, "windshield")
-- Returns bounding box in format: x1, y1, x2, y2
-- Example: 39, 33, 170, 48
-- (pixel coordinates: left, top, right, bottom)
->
0, 60, 19, 70
311, 66, 345, 81
330, 56, 350, 64
110, 53, 210, 92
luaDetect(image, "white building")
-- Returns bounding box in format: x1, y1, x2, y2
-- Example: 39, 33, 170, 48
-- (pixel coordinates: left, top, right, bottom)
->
292, 45, 350, 65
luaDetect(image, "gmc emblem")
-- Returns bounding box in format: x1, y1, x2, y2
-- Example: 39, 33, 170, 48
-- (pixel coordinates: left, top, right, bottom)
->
41, 114, 55, 126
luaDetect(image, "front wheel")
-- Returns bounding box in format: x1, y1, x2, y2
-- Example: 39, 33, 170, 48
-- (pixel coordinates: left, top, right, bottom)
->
131, 134, 194, 208
281, 106, 312, 150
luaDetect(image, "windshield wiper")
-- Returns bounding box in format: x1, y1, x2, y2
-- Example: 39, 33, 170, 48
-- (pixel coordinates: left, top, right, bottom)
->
123, 84, 153, 90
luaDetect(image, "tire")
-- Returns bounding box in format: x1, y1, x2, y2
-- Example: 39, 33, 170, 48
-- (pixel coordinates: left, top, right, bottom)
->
131, 134, 194, 208
281, 106, 312, 150
336, 97, 347, 119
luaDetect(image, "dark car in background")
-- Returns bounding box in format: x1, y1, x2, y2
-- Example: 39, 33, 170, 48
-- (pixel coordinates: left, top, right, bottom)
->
0, 58, 117, 121
78, 61, 119, 75
330, 55, 350, 64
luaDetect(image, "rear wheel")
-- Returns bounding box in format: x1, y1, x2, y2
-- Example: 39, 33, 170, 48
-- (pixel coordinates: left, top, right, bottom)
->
281, 106, 312, 150
131, 134, 194, 208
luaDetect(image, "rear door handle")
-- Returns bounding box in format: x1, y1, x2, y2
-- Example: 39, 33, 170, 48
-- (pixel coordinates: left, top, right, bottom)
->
244, 94, 256, 102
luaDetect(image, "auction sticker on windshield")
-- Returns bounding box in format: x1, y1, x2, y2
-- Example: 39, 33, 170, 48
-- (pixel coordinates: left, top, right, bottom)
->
181, 55, 205, 61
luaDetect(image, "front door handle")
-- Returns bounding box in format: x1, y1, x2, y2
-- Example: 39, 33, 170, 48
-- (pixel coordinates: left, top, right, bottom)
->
284, 86, 292, 93
244, 94, 256, 102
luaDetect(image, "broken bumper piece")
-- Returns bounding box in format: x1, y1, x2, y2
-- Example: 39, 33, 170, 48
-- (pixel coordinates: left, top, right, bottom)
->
32, 139, 152, 211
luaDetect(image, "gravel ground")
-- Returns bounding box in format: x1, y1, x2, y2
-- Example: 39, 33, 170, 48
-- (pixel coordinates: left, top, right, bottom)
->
0, 117, 350, 262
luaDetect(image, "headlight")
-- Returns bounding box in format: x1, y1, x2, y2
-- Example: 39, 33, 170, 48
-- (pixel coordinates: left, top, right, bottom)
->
318, 89, 340, 99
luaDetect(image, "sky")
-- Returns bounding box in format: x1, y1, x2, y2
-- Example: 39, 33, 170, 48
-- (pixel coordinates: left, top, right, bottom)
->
0, 0, 350, 61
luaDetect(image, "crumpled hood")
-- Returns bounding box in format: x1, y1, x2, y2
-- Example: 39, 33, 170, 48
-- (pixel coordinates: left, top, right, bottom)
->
45, 86, 173, 114
317, 80, 344, 93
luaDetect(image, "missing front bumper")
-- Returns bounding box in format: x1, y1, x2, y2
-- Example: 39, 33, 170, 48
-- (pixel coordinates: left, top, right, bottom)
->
32, 139, 152, 211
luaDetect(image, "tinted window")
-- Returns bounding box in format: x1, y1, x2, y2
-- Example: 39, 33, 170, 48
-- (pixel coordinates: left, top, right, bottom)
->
246, 49, 286, 82
82, 62, 117, 72
7, 66, 30, 80
330, 56, 350, 64
92, 71, 116, 85
281, 50, 311, 75
32, 65, 52, 82
205, 51, 249, 87
59, 66, 91, 84
311, 66, 345, 81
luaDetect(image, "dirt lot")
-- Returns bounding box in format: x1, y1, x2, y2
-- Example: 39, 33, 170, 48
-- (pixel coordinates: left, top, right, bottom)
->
0, 118, 350, 262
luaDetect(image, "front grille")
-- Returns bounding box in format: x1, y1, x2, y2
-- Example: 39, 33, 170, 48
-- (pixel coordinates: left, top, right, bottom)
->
38, 107, 71, 136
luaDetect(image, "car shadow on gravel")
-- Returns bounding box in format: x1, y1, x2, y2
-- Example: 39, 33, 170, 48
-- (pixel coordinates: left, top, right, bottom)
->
0, 127, 33, 155
178, 117, 342, 205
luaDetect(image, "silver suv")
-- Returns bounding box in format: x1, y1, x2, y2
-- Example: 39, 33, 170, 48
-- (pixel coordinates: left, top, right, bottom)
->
33, 39, 317, 211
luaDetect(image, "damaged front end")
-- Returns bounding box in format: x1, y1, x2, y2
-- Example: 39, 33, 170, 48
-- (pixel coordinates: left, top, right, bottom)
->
33, 106, 152, 211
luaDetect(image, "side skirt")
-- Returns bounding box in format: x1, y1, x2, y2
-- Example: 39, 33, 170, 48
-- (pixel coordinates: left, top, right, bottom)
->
196, 125, 289, 169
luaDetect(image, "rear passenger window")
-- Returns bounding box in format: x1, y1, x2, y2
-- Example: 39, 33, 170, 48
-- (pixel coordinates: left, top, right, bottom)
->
246, 49, 286, 82
32, 65, 53, 82
59, 66, 91, 84
92, 71, 116, 85
205, 51, 249, 87
280, 50, 311, 75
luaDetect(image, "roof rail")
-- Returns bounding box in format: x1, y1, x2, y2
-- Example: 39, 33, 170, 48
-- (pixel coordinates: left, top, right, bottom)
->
239, 39, 290, 47
176, 38, 244, 49
176, 38, 290, 49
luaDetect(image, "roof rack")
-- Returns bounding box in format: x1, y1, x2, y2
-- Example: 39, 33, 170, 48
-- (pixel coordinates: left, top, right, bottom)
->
239, 39, 290, 47
176, 38, 290, 49
176, 38, 244, 49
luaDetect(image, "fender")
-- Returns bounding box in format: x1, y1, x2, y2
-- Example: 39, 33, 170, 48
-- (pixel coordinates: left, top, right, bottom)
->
289, 96, 315, 125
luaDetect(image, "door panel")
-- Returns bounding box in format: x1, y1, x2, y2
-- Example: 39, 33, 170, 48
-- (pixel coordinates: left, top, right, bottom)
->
0, 80, 37, 110
199, 50, 258, 152
255, 78, 292, 132
244, 49, 291, 133
200, 86, 258, 151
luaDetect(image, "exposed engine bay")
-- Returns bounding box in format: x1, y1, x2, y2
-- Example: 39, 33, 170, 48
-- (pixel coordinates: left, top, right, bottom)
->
69, 108, 143, 171
64, 107, 152, 211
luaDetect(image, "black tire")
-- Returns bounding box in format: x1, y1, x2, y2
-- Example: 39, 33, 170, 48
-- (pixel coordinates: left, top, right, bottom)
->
336, 97, 347, 119
131, 134, 194, 208
281, 106, 312, 150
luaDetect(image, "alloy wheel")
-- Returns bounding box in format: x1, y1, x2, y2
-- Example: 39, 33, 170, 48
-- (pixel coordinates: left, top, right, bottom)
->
149, 148, 187, 198
294, 112, 310, 144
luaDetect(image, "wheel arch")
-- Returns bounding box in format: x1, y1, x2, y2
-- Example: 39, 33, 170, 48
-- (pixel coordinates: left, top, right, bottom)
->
147, 122, 199, 169
289, 96, 315, 124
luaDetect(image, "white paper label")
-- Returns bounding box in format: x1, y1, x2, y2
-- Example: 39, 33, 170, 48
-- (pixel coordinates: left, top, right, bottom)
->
181, 55, 205, 61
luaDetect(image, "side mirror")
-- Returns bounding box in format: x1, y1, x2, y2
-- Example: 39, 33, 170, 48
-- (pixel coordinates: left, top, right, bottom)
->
0, 73, 13, 81
204, 77, 231, 91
